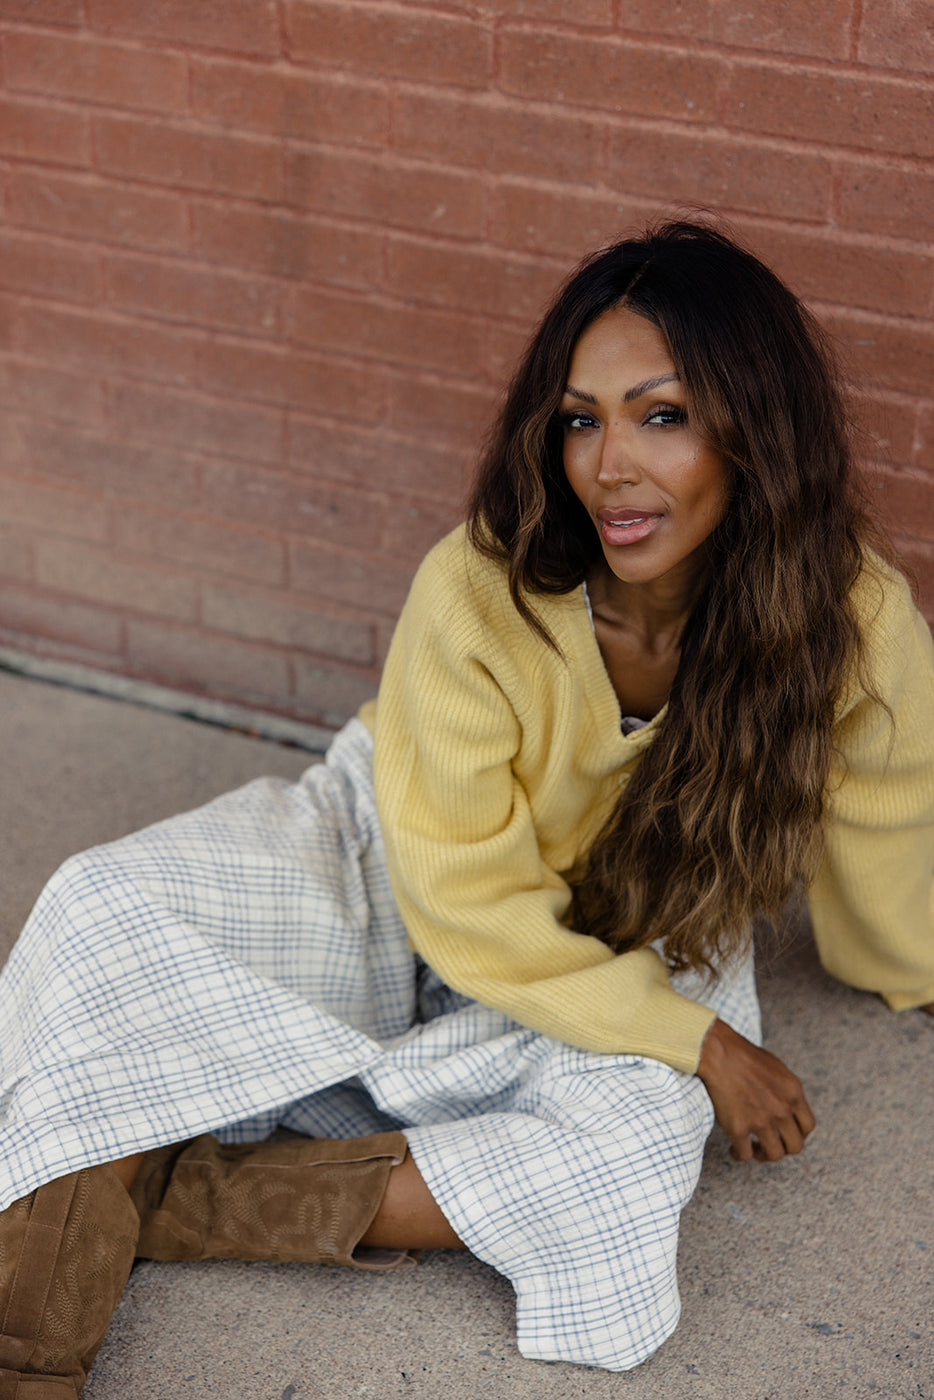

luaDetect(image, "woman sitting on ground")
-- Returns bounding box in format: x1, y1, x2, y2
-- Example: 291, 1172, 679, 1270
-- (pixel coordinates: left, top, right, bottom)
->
0, 218, 931, 1393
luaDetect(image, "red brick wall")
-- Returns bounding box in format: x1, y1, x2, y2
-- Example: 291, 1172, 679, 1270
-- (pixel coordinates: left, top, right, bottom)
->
1, 1, 932, 727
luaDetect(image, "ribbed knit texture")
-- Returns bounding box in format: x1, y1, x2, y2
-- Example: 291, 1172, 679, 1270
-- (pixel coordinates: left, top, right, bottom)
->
809, 562, 934, 1011
364, 528, 934, 1072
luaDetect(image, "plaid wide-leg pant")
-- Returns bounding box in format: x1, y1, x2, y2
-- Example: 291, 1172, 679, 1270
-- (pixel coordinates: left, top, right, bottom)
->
0, 719, 760, 1371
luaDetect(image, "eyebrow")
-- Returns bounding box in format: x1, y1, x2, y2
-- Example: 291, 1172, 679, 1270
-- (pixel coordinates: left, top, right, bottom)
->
563, 373, 680, 405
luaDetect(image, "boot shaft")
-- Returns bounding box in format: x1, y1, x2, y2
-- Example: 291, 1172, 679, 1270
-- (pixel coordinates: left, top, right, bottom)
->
0, 1168, 139, 1395
132, 1131, 411, 1269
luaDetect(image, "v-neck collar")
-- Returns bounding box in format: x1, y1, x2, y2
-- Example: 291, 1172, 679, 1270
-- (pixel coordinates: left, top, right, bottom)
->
572, 582, 667, 754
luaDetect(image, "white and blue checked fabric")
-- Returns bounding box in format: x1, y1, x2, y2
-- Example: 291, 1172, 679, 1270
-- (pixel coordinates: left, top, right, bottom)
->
0, 718, 760, 1372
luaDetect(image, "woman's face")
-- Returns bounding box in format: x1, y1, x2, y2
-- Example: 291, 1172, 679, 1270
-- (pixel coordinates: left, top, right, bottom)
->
560, 304, 728, 600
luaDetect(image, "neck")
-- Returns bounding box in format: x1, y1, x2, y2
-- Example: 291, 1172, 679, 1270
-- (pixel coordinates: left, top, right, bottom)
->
587, 559, 707, 653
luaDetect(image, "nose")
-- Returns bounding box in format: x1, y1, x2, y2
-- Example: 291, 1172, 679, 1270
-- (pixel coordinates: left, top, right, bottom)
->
596, 423, 640, 487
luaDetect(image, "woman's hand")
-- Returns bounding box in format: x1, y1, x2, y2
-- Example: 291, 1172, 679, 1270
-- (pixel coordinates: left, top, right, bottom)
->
696, 1017, 816, 1163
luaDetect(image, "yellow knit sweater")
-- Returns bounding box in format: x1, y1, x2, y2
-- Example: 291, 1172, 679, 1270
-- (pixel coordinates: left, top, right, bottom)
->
361, 526, 934, 1075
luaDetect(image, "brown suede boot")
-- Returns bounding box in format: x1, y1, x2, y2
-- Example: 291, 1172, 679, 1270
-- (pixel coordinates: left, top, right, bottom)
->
131, 1131, 413, 1271
0, 1166, 140, 1398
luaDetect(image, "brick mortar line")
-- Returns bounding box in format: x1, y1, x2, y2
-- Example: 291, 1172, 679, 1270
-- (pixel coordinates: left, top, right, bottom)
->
0, 464, 112, 496
489, 19, 934, 88
0, 462, 470, 546
4, 135, 932, 198
890, 533, 934, 560
71, 110, 934, 175
0, 39, 193, 76
863, 460, 934, 478
850, 386, 934, 407
477, 184, 934, 258
0, 19, 199, 59
193, 578, 390, 632
6, 275, 934, 345
277, 1, 915, 85
721, 211, 934, 258
480, 219, 934, 268
2, 155, 926, 240
0, 578, 385, 663
5, 283, 545, 354
496, 113, 934, 169
2, 436, 467, 521
2, 202, 378, 269
104, 304, 498, 349
64, 15, 283, 66
287, 67, 934, 141
91, 256, 509, 316
810, 298, 934, 332
4, 12, 931, 89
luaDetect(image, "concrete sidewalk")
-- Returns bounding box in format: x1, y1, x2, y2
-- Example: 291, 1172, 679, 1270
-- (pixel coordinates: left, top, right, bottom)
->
1, 669, 930, 1399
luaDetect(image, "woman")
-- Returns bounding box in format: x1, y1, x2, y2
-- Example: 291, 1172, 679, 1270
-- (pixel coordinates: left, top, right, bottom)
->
0, 220, 931, 1393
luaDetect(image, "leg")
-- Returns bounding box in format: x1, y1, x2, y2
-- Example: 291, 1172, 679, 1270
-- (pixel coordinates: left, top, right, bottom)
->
0, 1136, 457, 1397
132, 1130, 438, 1269
361, 1150, 463, 1250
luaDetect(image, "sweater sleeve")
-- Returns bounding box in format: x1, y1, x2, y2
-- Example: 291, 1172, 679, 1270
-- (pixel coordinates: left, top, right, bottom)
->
372, 540, 716, 1073
807, 569, 934, 1009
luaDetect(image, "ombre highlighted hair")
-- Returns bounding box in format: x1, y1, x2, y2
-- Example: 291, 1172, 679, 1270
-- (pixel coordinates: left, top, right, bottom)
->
468, 218, 891, 974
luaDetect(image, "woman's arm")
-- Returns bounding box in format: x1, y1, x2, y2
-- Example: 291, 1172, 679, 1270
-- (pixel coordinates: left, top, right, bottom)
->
808, 569, 934, 1011
698, 569, 933, 1162
372, 532, 717, 1073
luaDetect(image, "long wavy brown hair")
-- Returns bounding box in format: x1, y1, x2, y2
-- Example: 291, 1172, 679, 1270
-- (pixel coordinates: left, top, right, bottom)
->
468, 218, 890, 975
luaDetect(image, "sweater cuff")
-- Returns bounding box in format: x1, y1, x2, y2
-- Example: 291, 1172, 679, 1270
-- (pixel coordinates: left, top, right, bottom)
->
620, 988, 719, 1075
882, 985, 934, 1012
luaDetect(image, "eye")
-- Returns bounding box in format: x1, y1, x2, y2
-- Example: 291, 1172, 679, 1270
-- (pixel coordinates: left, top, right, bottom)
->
645, 404, 688, 427
559, 409, 599, 433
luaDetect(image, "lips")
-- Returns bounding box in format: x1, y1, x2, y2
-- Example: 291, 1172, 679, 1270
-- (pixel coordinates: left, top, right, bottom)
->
598, 507, 656, 524
596, 506, 661, 546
